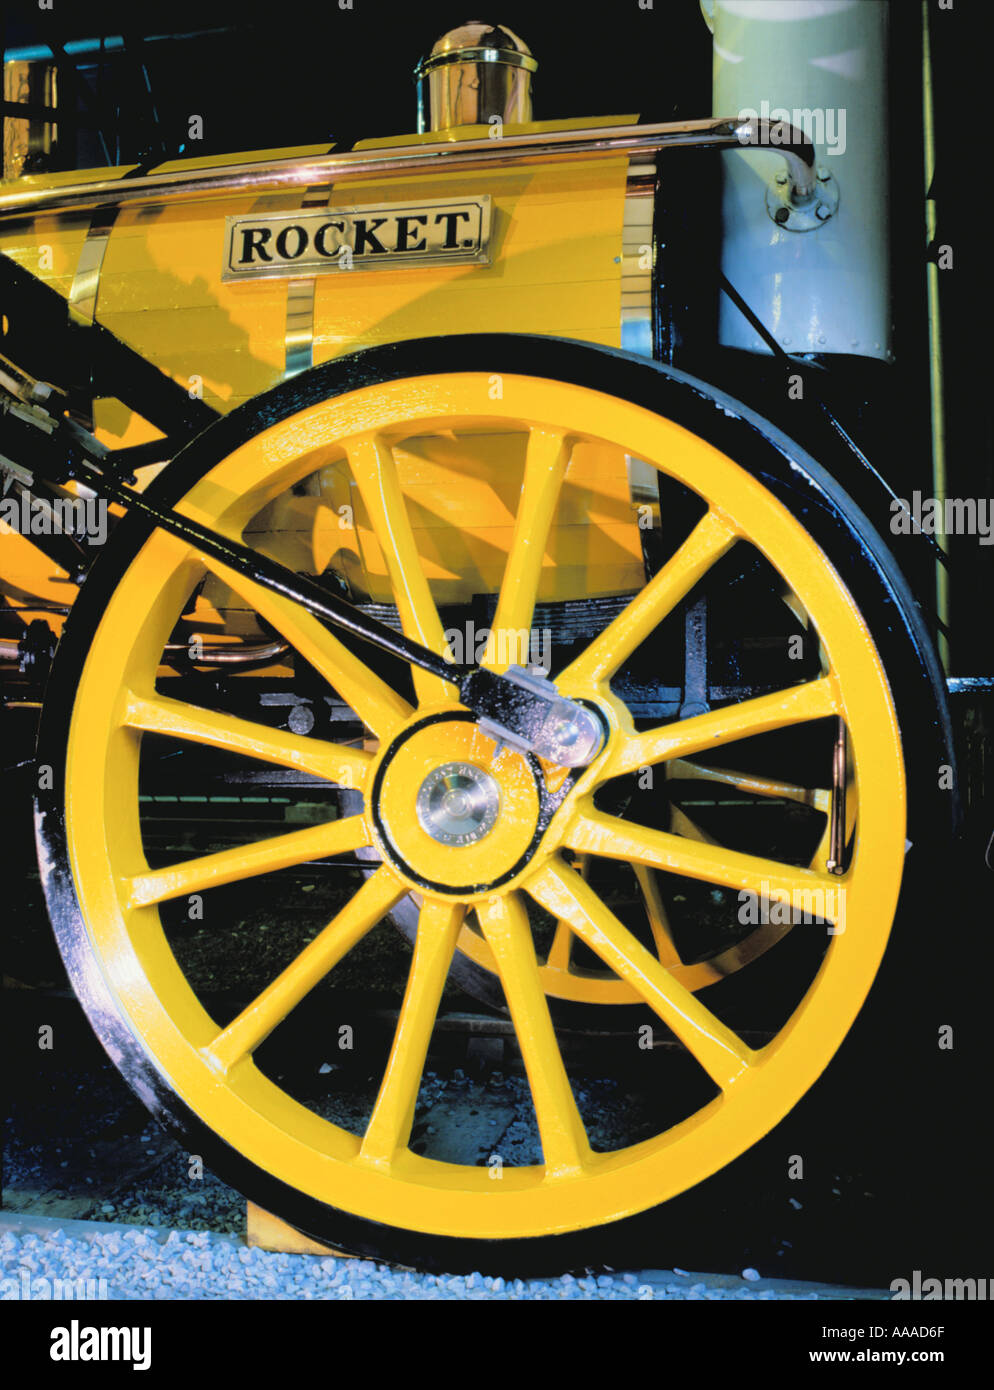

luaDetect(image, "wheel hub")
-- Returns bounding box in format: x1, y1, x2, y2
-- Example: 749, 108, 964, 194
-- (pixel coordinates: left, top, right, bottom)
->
372, 714, 544, 894
416, 761, 501, 846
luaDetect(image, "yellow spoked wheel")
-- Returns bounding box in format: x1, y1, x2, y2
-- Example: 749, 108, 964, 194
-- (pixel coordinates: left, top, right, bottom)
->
38, 336, 945, 1268
427, 710, 857, 1011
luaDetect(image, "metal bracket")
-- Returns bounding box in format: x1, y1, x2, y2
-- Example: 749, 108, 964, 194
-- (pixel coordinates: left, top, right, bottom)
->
466, 665, 606, 769
766, 165, 839, 233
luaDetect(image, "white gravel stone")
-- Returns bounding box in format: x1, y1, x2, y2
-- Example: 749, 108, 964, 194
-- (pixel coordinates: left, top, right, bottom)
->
0, 1218, 841, 1301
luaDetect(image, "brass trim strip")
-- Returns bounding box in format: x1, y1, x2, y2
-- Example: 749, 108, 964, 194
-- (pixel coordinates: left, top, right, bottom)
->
284, 275, 318, 378
68, 205, 119, 325
620, 169, 654, 360
283, 187, 334, 379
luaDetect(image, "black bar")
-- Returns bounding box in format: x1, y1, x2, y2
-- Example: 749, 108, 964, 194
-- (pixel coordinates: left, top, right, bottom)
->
81, 460, 466, 686
0, 256, 219, 439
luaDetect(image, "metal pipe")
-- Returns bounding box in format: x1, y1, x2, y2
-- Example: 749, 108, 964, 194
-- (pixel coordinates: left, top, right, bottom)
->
0, 117, 817, 222
827, 719, 848, 876
163, 638, 289, 666
922, 1, 950, 673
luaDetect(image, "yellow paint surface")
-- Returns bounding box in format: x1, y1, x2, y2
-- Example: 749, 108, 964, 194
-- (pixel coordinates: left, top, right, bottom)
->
0, 120, 639, 617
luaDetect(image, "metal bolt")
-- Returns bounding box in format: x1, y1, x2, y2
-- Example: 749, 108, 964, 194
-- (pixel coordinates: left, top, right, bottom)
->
288, 704, 315, 735
817, 166, 830, 182
774, 206, 790, 226
815, 203, 831, 221
775, 171, 788, 186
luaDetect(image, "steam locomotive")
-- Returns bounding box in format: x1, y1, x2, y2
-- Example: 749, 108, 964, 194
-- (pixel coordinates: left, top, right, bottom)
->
0, 11, 982, 1270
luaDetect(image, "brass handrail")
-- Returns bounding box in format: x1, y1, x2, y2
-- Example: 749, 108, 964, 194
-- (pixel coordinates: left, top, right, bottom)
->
0, 117, 817, 221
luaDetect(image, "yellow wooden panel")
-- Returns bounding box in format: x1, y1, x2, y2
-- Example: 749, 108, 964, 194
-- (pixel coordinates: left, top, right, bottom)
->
345, 431, 643, 606
354, 518, 643, 606
0, 121, 643, 613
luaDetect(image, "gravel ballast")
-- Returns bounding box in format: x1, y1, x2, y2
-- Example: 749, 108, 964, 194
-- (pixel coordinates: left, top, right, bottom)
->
1, 1216, 888, 1301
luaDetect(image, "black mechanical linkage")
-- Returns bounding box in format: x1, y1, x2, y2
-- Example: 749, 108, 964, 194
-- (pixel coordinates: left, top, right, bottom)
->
1, 389, 605, 768
0, 255, 218, 440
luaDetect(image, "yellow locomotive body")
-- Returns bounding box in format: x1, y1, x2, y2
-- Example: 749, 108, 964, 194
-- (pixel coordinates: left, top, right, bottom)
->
0, 117, 649, 629
0, 17, 957, 1271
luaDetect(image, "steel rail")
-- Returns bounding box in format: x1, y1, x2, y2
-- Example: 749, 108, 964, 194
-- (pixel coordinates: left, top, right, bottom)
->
0, 117, 817, 221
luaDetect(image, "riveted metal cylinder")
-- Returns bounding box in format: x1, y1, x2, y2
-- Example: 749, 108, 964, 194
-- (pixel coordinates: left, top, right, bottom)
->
415, 23, 537, 133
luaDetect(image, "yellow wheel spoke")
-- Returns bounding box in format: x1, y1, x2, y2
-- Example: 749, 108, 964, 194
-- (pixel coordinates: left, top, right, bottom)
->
127, 813, 369, 908
203, 556, 413, 740
205, 866, 405, 1073
546, 850, 589, 973
608, 676, 840, 779
545, 921, 574, 973
358, 899, 464, 1169
486, 429, 571, 671
668, 757, 830, 813
477, 893, 591, 1177
633, 864, 682, 967
345, 433, 457, 706
669, 804, 720, 846
529, 861, 753, 1089
559, 509, 737, 688
565, 804, 843, 923
123, 690, 370, 790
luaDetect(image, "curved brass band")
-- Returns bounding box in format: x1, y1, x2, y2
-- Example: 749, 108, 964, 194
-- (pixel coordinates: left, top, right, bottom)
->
284, 275, 318, 379
68, 206, 119, 325
244, 165, 335, 379
414, 47, 539, 78
621, 170, 654, 359
283, 185, 335, 378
